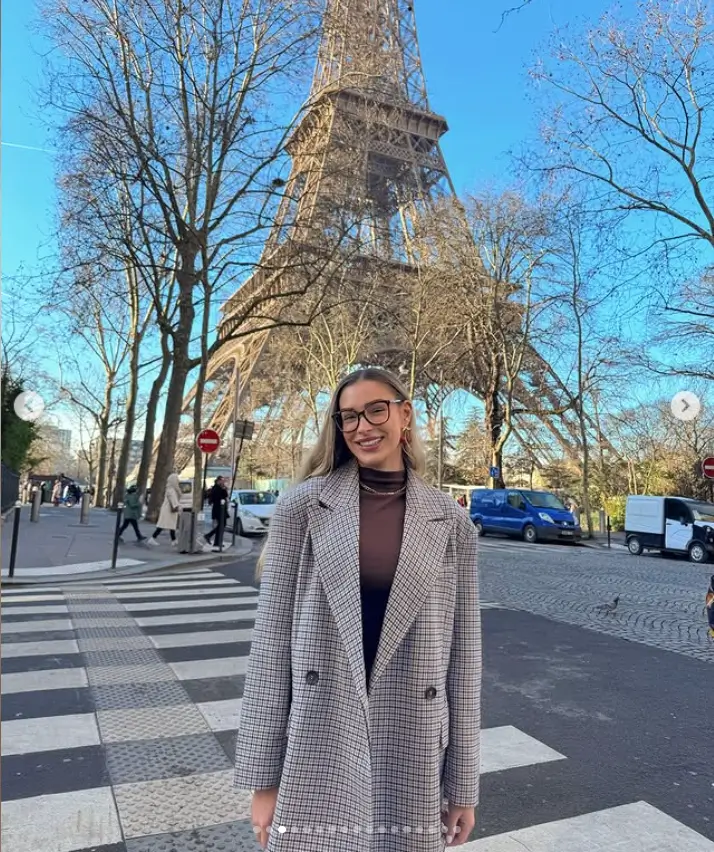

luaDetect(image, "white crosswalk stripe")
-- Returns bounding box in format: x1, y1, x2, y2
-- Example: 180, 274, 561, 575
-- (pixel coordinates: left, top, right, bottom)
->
1, 565, 711, 852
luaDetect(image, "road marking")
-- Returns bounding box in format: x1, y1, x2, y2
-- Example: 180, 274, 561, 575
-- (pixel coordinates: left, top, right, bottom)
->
1, 639, 80, 658
114, 585, 254, 600
1, 786, 122, 852
461, 800, 714, 850
169, 656, 250, 681
2, 713, 100, 756
480, 726, 565, 773
124, 595, 259, 612
149, 627, 254, 648
1, 619, 73, 634
1, 667, 88, 694
136, 608, 258, 627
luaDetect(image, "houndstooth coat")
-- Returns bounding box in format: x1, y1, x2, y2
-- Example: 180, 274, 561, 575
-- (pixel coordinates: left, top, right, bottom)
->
234, 460, 481, 851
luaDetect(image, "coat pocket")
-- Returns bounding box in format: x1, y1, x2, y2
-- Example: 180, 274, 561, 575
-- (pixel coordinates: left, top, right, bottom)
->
440, 713, 450, 749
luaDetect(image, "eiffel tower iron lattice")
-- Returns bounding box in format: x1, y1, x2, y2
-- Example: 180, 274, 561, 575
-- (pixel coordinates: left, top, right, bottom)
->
137, 0, 617, 481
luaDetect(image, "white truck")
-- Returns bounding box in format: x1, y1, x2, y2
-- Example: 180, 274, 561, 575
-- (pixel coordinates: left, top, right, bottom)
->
625, 495, 714, 564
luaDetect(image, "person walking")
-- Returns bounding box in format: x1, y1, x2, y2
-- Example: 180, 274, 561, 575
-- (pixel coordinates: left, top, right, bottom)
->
234, 367, 482, 851
147, 473, 181, 546
203, 476, 229, 551
118, 485, 146, 544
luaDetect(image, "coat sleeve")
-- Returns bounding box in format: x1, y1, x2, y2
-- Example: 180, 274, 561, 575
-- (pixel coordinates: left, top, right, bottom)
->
233, 487, 307, 791
443, 514, 482, 808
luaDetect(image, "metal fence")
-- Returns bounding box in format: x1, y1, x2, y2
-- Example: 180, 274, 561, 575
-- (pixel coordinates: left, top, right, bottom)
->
1, 463, 20, 513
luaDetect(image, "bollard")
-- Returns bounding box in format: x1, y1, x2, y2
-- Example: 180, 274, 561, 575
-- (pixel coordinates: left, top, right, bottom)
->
231, 500, 238, 547
215, 499, 226, 553
80, 492, 91, 525
189, 510, 196, 554
599, 508, 606, 534
606, 516, 611, 549
31, 488, 42, 522
111, 504, 124, 571
8, 501, 22, 578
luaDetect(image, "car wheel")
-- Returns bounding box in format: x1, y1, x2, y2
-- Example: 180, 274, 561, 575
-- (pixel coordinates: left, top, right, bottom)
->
523, 524, 537, 544
688, 542, 708, 564
627, 535, 643, 556
474, 521, 485, 537
237, 519, 244, 537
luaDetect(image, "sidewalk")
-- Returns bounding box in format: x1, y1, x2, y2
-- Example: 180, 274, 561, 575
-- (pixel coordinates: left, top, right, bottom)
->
0, 503, 253, 584
580, 530, 628, 550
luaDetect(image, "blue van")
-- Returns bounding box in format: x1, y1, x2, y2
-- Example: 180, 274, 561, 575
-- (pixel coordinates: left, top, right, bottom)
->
470, 489, 582, 543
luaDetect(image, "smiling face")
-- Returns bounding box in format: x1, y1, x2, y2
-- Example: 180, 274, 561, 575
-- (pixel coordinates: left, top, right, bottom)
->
336, 379, 412, 471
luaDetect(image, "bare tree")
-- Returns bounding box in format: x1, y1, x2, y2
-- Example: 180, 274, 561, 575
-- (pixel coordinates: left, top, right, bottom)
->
40, 0, 327, 519
435, 191, 550, 487
529, 0, 714, 380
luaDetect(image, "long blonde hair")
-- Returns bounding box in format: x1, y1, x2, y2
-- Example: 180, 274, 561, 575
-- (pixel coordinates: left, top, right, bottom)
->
255, 367, 426, 580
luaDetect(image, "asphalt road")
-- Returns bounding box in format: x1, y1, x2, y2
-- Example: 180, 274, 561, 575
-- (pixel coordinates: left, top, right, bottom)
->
2, 533, 713, 851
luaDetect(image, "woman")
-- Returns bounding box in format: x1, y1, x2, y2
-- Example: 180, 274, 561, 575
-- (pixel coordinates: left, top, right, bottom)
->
147, 473, 181, 546
234, 367, 481, 851
118, 485, 146, 543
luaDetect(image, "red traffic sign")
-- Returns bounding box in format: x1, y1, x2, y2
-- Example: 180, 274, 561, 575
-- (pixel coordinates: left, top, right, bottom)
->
702, 457, 714, 480
196, 429, 221, 454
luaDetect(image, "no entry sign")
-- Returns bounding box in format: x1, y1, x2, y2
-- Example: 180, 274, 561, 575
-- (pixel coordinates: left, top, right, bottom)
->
196, 428, 221, 454
702, 457, 714, 480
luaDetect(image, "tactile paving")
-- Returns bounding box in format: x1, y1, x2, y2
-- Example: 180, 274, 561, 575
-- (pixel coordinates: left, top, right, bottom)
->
97, 705, 209, 742
125, 818, 260, 852
105, 732, 231, 784
84, 648, 161, 668
78, 636, 155, 652
68, 615, 131, 625
88, 662, 177, 686
73, 624, 144, 639
67, 604, 127, 613
113, 769, 253, 837
92, 680, 191, 710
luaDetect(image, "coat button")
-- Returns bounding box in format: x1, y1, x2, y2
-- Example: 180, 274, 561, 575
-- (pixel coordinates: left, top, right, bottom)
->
305, 670, 319, 685
424, 686, 437, 700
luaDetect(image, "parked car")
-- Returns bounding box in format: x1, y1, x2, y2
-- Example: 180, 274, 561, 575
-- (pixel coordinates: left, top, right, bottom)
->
470, 488, 582, 543
625, 495, 714, 564
230, 489, 277, 535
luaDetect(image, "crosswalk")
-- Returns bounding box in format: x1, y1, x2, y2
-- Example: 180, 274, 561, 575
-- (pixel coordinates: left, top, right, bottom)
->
1, 566, 712, 852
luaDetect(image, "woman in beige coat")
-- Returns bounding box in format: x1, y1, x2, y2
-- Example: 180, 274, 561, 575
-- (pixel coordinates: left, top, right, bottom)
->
147, 473, 181, 547
234, 367, 481, 851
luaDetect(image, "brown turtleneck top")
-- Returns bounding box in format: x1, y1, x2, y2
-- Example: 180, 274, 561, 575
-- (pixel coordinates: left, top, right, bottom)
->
358, 466, 407, 691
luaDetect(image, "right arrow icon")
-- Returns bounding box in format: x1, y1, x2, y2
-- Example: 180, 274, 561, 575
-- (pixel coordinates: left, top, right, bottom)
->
671, 391, 701, 422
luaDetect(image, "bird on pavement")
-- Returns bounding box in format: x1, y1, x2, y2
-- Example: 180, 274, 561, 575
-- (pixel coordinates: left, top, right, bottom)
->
595, 595, 619, 615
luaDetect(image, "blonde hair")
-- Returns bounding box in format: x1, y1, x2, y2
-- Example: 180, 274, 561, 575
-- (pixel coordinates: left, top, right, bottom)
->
255, 367, 426, 580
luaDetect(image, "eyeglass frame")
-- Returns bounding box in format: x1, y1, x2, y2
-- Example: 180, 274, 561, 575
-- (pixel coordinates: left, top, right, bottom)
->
332, 398, 405, 433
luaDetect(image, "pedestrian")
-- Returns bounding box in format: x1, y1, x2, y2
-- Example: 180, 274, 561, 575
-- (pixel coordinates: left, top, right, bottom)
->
234, 366, 482, 851
118, 485, 147, 544
147, 473, 181, 546
51, 479, 62, 506
203, 476, 229, 550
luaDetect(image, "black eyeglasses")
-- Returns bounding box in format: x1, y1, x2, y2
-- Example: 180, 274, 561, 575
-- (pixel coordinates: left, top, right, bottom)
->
333, 399, 404, 433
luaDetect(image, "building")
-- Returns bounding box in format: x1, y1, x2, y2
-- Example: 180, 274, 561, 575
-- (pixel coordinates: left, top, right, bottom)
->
44, 426, 72, 449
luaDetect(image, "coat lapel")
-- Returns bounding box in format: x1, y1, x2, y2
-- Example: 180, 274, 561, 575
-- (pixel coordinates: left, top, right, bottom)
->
369, 469, 451, 689
306, 462, 369, 715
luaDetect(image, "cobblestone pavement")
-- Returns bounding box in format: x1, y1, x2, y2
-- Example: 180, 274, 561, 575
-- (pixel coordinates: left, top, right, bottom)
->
477, 537, 713, 663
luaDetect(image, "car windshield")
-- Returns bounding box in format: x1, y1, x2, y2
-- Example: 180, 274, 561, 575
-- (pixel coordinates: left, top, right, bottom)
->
687, 501, 714, 522
522, 491, 567, 510
179, 482, 192, 494
238, 491, 277, 506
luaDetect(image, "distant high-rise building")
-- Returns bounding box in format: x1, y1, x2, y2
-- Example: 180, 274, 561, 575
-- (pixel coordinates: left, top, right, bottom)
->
44, 426, 72, 449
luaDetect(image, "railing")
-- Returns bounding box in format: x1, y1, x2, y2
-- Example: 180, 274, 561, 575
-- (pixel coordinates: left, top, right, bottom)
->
1, 463, 20, 513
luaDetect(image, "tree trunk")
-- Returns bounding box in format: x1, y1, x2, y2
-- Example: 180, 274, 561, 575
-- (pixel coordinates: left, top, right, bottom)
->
94, 416, 110, 508
112, 349, 141, 508
484, 385, 506, 488
146, 257, 197, 522
136, 331, 171, 498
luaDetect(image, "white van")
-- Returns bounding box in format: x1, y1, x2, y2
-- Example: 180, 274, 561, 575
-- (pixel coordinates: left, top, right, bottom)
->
625, 495, 714, 563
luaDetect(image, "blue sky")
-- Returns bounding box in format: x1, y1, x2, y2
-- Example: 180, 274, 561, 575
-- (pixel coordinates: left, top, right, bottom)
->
2, 0, 629, 277
6, 0, 682, 443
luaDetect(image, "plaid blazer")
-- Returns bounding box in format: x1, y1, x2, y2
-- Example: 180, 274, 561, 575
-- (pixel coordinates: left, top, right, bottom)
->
234, 460, 481, 851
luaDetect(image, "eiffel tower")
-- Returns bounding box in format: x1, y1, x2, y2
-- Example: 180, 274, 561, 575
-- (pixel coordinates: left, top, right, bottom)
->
139, 0, 616, 481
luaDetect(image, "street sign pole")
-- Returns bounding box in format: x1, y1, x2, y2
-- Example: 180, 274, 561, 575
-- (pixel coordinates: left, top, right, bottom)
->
229, 365, 241, 500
